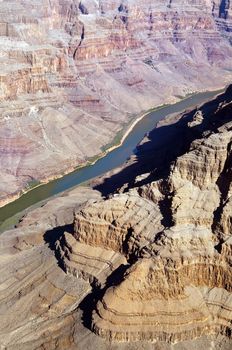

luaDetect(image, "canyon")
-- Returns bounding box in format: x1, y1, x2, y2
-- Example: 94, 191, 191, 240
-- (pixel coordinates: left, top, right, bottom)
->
0, 0, 232, 348
0, 85, 231, 349
0, 0, 232, 205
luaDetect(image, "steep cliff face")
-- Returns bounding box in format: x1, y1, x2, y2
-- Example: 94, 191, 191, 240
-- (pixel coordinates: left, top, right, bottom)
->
213, 0, 232, 42
0, 88, 231, 349
57, 86, 232, 344
0, 0, 231, 205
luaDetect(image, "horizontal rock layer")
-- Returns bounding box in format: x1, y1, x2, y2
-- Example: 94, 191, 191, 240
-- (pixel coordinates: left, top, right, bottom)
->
0, 0, 232, 204
0, 85, 232, 349
64, 87, 232, 343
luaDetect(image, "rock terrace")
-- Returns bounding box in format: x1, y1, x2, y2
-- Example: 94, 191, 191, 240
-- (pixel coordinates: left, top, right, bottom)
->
0, 0, 232, 205
0, 86, 231, 349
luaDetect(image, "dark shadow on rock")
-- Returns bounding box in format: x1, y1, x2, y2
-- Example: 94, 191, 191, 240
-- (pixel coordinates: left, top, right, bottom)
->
93, 85, 232, 197
78, 285, 103, 330
44, 223, 74, 270
106, 263, 129, 287
212, 140, 232, 244
43, 86, 232, 334
79, 262, 129, 330
159, 188, 175, 228
43, 221, 131, 332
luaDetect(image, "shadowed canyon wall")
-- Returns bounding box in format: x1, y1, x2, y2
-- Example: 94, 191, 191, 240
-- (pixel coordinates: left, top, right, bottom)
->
0, 86, 231, 350
0, 0, 231, 205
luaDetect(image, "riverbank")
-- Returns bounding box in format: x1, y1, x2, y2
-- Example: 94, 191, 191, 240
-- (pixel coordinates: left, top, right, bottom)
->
0, 99, 177, 209
0, 87, 226, 232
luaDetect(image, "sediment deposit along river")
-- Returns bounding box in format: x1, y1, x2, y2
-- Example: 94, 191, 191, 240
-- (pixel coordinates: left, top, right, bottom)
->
0, 90, 222, 231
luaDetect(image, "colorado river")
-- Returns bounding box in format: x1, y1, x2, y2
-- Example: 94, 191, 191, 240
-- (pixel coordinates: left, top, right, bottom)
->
0, 89, 223, 231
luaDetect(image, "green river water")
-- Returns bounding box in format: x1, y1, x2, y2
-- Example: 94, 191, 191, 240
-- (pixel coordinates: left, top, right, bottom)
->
0, 89, 223, 232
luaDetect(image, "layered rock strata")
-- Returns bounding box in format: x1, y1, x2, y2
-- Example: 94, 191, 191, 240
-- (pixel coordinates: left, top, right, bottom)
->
0, 0, 232, 205
58, 87, 232, 343
0, 86, 232, 349
0, 187, 102, 350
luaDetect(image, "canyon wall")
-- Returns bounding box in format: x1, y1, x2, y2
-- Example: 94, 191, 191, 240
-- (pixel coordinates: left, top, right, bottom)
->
0, 0, 231, 205
62, 87, 232, 344
0, 86, 231, 349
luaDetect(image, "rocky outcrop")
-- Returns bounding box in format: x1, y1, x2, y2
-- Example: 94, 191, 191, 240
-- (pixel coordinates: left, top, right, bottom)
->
58, 87, 232, 344
0, 186, 104, 350
0, 0, 232, 205
213, 0, 232, 43
0, 82, 232, 349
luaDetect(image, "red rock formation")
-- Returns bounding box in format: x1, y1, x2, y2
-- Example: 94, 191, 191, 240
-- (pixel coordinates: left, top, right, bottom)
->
0, 85, 231, 350
0, 0, 231, 205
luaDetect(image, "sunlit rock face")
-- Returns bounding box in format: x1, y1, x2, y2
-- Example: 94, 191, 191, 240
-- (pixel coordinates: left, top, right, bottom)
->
66, 86, 232, 344
0, 0, 231, 205
0, 86, 231, 350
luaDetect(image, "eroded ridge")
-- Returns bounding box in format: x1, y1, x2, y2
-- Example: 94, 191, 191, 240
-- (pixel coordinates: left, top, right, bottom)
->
0, 88, 232, 349
57, 87, 232, 343
0, 0, 232, 205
